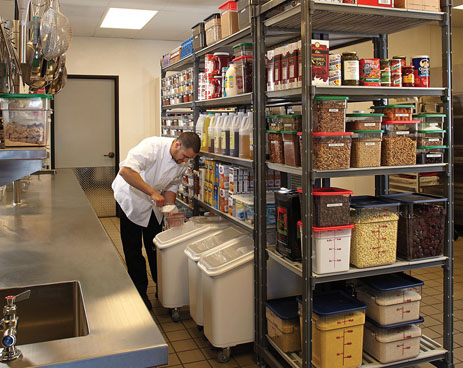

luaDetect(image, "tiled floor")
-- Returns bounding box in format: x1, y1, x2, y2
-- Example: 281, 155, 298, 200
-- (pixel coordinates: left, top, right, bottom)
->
100, 216, 462, 368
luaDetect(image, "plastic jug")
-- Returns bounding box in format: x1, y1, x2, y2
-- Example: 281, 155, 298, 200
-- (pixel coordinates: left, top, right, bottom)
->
196, 114, 206, 147
208, 114, 219, 153
247, 112, 254, 160
221, 113, 234, 156
200, 113, 213, 152
214, 113, 227, 155
225, 62, 239, 97
239, 113, 252, 160
230, 111, 244, 157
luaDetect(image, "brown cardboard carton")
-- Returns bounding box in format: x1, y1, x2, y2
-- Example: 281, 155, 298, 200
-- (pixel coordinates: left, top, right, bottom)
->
395, 0, 424, 10
422, 0, 440, 11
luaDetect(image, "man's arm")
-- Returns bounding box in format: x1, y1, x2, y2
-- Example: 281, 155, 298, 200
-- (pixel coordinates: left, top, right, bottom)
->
164, 191, 177, 205
119, 166, 166, 207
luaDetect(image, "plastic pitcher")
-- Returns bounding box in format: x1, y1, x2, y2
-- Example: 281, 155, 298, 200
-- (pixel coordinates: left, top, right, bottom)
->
230, 111, 244, 157
221, 113, 234, 156
239, 113, 252, 159
208, 114, 219, 153
214, 113, 227, 155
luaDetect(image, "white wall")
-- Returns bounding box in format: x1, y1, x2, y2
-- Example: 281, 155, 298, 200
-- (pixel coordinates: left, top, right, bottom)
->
65, 36, 179, 159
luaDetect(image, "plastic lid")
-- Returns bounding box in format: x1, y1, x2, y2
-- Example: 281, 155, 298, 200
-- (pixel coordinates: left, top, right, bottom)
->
365, 320, 422, 343
267, 130, 282, 133
350, 195, 400, 209
312, 224, 354, 232
191, 22, 204, 29
204, 13, 220, 21
371, 105, 415, 108
281, 114, 302, 118
349, 130, 383, 133
266, 297, 299, 320
199, 235, 253, 271
219, 0, 238, 11
281, 131, 298, 135
233, 43, 253, 49
362, 273, 424, 291
314, 96, 349, 101
312, 132, 354, 137
313, 187, 353, 196
313, 291, 366, 316
382, 121, 420, 124
0, 93, 52, 99
417, 145, 447, 149
381, 192, 448, 205
186, 227, 245, 260
232, 56, 253, 62
418, 129, 446, 133
366, 316, 424, 330
414, 113, 446, 118
346, 113, 384, 117
297, 132, 302, 136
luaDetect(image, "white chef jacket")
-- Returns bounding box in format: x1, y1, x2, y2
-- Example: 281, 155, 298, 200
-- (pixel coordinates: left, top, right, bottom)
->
112, 136, 187, 227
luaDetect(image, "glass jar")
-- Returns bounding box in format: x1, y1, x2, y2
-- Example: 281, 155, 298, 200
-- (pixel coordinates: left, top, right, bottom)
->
392, 56, 407, 67
402, 66, 415, 87
341, 52, 359, 86
212, 76, 223, 99
380, 59, 391, 87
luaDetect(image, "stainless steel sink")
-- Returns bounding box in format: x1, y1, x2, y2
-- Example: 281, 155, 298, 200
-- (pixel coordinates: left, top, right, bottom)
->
0, 281, 89, 345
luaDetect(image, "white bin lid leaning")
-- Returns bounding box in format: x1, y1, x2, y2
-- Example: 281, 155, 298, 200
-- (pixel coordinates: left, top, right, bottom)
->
197, 235, 254, 276
184, 226, 245, 261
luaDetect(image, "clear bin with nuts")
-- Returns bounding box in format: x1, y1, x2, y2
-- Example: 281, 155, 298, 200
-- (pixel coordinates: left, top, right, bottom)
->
313, 96, 349, 132
313, 132, 353, 171
267, 115, 284, 131
416, 146, 446, 164
282, 115, 302, 132
282, 131, 301, 167
371, 105, 414, 122
414, 113, 445, 131
268, 131, 284, 164
350, 196, 400, 268
381, 121, 418, 166
417, 130, 445, 147
350, 130, 383, 168
346, 113, 383, 131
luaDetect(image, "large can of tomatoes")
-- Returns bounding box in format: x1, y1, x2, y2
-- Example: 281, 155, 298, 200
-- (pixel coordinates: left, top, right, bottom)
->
412, 56, 430, 88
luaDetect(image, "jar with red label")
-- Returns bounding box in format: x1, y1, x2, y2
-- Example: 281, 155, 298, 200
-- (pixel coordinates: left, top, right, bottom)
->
402, 65, 415, 87
212, 76, 223, 99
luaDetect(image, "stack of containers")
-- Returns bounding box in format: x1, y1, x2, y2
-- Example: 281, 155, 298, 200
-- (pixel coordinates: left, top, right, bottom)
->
414, 113, 447, 164
266, 296, 300, 353
299, 291, 367, 368
312, 96, 353, 171
357, 273, 424, 364
267, 115, 302, 167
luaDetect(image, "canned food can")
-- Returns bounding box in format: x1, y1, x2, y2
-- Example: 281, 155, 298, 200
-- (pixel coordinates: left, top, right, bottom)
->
391, 59, 402, 87
412, 55, 430, 87
380, 59, 391, 87
392, 56, 407, 67
402, 65, 415, 87
360, 58, 380, 86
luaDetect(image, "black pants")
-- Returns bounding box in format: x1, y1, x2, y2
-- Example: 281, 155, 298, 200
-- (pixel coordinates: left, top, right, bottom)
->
119, 206, 162, 296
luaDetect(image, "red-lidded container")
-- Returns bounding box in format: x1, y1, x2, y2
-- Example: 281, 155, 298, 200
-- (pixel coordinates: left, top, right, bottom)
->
313, 187, 353, 227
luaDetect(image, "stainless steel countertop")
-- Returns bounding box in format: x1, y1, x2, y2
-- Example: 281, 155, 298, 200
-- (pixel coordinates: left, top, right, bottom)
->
0, 170, 168, 367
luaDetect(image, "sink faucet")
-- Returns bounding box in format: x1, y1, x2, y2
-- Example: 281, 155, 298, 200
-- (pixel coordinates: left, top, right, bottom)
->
0, 290, 31, 361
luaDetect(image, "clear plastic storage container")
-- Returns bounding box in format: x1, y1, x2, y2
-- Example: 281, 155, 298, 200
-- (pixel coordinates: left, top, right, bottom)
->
416, 146, 446, 164
267, 115, 284, 131
371, 105, 414, 121
282, 115, 302, 132
233, 55, 253, 94
233, 42, 253, 58
282, 131, 301, 167
381, 121, 418, 166
417, 130, 445, 147
266, 297, 300, 353
351, 130, 382, 168
414, 113, 446, 131
312, 187, 353, 227
313, 132, 353, 171
313, 96, 349, 132
381, 193, 447, 260
346, 113, 383, 131
219, 0, 239, 39
350, 196, 400, 268
268, 131, 284, 164
204, 13, 222, 46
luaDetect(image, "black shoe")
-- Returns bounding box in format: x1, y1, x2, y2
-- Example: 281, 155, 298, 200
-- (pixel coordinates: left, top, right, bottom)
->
142, 295, 152, 311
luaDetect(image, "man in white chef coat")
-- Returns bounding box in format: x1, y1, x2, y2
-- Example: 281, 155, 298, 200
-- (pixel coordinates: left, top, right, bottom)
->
112, 132, 200, 310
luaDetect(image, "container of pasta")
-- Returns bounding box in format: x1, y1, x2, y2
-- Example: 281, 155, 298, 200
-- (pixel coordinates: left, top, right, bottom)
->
381, 121, 418, 166
313, 96, 349, 132
371, 105, 414, 122
350, 196, 400, 268
346, 113, 383, 131
350, 130, 383, 168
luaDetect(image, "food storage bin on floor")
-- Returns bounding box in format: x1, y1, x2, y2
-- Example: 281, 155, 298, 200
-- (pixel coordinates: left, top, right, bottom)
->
303, 291, 366, 368
184, 226, 245, 326
153, 216, 226, 320
363, 319, 423, 363
356, 273, 423, 325
266, 297, 300, 353
350, 196, 400, 268
381, 193, 447, 260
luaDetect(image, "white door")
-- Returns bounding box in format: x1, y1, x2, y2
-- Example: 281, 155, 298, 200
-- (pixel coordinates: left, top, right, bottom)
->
54, 76, 118, 217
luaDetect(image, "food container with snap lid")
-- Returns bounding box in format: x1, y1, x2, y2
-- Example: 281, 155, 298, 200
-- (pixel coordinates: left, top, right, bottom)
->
346, 112, 383, 131
417, 129, 445, 147
313, 132, 353, 171
233, 42, 253, 58
266, 297, 300, 353
414, 113, 445, 130
312, 187, 353, 227
350, 130, 383, 168
268, 131, 284, 164
282, 131, 300, 167
267, 115, 284, 131
282, 115, 302, 131
356, 273, 423, 325
371, 104, 414, 121
313, 96, 349, 132
416, 146, 446, 164
381, 121, 418, 166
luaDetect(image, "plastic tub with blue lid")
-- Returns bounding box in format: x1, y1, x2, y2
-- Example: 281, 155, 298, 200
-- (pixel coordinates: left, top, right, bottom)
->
266, 296, 300, 353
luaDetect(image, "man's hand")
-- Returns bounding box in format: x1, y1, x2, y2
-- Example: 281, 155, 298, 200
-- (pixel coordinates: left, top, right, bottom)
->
150, 192, 166, 207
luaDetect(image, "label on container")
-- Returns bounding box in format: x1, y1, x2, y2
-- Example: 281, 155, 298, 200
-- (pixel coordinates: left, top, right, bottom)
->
364, 123, 376, 126
395, 113, 409, 117
429, 138, 440, 142
379, 0, 392, 4
328, 108, 339, 113
427, 154, 441, 158
395, 131, 410, 135
328, 143, 345, 147
343, 60, 359, 81
326, 203, 343, 208
365, 142, 378, 146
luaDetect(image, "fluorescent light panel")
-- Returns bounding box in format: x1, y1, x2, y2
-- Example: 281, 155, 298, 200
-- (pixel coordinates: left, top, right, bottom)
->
101, 8, 158, 30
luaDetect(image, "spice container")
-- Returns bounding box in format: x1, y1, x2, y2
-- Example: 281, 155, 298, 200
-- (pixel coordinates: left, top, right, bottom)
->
312, 224, 354, 274
313, 132, 353, 171
417, 130, 445, 146
282, 115, 302, 132
371, 105, 414, 121
267, 115, 284, 131
381, 193, 447, 260
414, 113, 446, 130
266, 297, 300, 353
381, 121, 418, 166
363, 320, 422, 364
275, 188, 301, 261
204, 13, 222, 46
233, 55, 253, 94
310, 291, 366, 368
402, 65, 415, 87
233, 42, 253, 58
268, 131, 284, 164
341, 52, 359, 86
350, 196, 400, 268
351, 130, 383, 168
346, 113, 383, 131
416, 146, 446, 164
282, 131, 301, 167
356, 273, 423, 325
312, 187, 353, 227
313, 96, 349, 132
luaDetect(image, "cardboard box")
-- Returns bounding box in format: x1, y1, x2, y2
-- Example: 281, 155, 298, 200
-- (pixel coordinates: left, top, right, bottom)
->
311, 40, 329, 87
394, 0, 422, 9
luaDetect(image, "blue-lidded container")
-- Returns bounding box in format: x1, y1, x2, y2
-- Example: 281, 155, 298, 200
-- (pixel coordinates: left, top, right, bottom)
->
349, 196, 400, 268
361, 272, 424, 291
266, 297, 300, 353
381, 193, 447, 260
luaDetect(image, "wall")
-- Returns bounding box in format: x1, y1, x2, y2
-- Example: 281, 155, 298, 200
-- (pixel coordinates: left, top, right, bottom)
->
65, 36, 179, 159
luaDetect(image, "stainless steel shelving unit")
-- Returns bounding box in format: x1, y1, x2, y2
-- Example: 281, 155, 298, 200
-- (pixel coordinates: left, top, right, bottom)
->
253, 1, 454, 368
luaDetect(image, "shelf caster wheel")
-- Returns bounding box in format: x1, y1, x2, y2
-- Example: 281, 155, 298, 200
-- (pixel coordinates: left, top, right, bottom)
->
217, 347, 231, 363
170, 308, 180, 322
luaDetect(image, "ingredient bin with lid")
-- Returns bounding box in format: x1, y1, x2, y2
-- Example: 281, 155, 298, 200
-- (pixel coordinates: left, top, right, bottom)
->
417, 130, 445, 147
192, 22, 205, 51
381, 121, 418, 166
356, 273, 423, 325
303, 291, 366, 368
185, 226, 245, 326
282, 131, 301, 167
350, 130, 383, 168
153, 216, 226, 310
266, 297, 300, 353
233, 42, 252, 58
267, 115, 283, 131
381, 193, 447, 260
312, 187, 353, 227
346, 113, 383, 131
313, 96, 349, 132
268, 131, 284, 164
416, 146, 446, 164
282, 115, 302, 131
313, 132, 353, 171
204, 13, 221, 46
276, 189, 301, 261
233, 56, 253, 94
219, 0, 239, 39
363, 319, 422, 363
414, 113, 445, 130
350, 196, 400, 268
371, 104, 414, 121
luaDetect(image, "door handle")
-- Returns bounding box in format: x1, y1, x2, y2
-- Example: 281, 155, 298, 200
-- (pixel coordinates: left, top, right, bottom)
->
104, 152, 115, 158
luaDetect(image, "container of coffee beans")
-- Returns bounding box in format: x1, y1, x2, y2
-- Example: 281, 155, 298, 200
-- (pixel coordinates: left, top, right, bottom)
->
312, 187, 353, 227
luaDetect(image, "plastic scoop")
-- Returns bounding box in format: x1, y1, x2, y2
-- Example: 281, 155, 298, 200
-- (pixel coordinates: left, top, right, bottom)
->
161, 204, 179, 214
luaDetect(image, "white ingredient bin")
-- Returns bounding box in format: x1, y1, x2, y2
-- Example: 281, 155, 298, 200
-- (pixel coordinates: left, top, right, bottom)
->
184, 226, 245, 326
363, 320, 422, 363
356, 273, 424, 325
153, 216, 226, 311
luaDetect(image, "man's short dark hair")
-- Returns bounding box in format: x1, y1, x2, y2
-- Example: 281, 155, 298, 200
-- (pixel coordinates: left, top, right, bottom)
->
177, 132, 201, 153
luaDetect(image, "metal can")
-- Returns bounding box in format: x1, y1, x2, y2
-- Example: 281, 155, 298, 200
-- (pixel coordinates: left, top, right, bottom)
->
402, 65, 415, 87
380, 59, 391, 87
360, 58, 381, 86
205, 54, 214, 77
412, 55, 430, 87
391, 59, 402, 87
392, 56, 407, 67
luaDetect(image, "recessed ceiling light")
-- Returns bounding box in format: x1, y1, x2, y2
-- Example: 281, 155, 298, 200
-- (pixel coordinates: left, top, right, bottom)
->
101, 8, 158, 30
454, 4, 463, 8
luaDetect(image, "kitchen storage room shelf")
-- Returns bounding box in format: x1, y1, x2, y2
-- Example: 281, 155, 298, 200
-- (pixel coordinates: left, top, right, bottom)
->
196, 93, 253, 108
161, 101, 193, 110
201, 152, 253, 168
175, 197, 193, 209
162, 55, 194, 72
197, 199, 254, 232
195, 26, 251, 57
